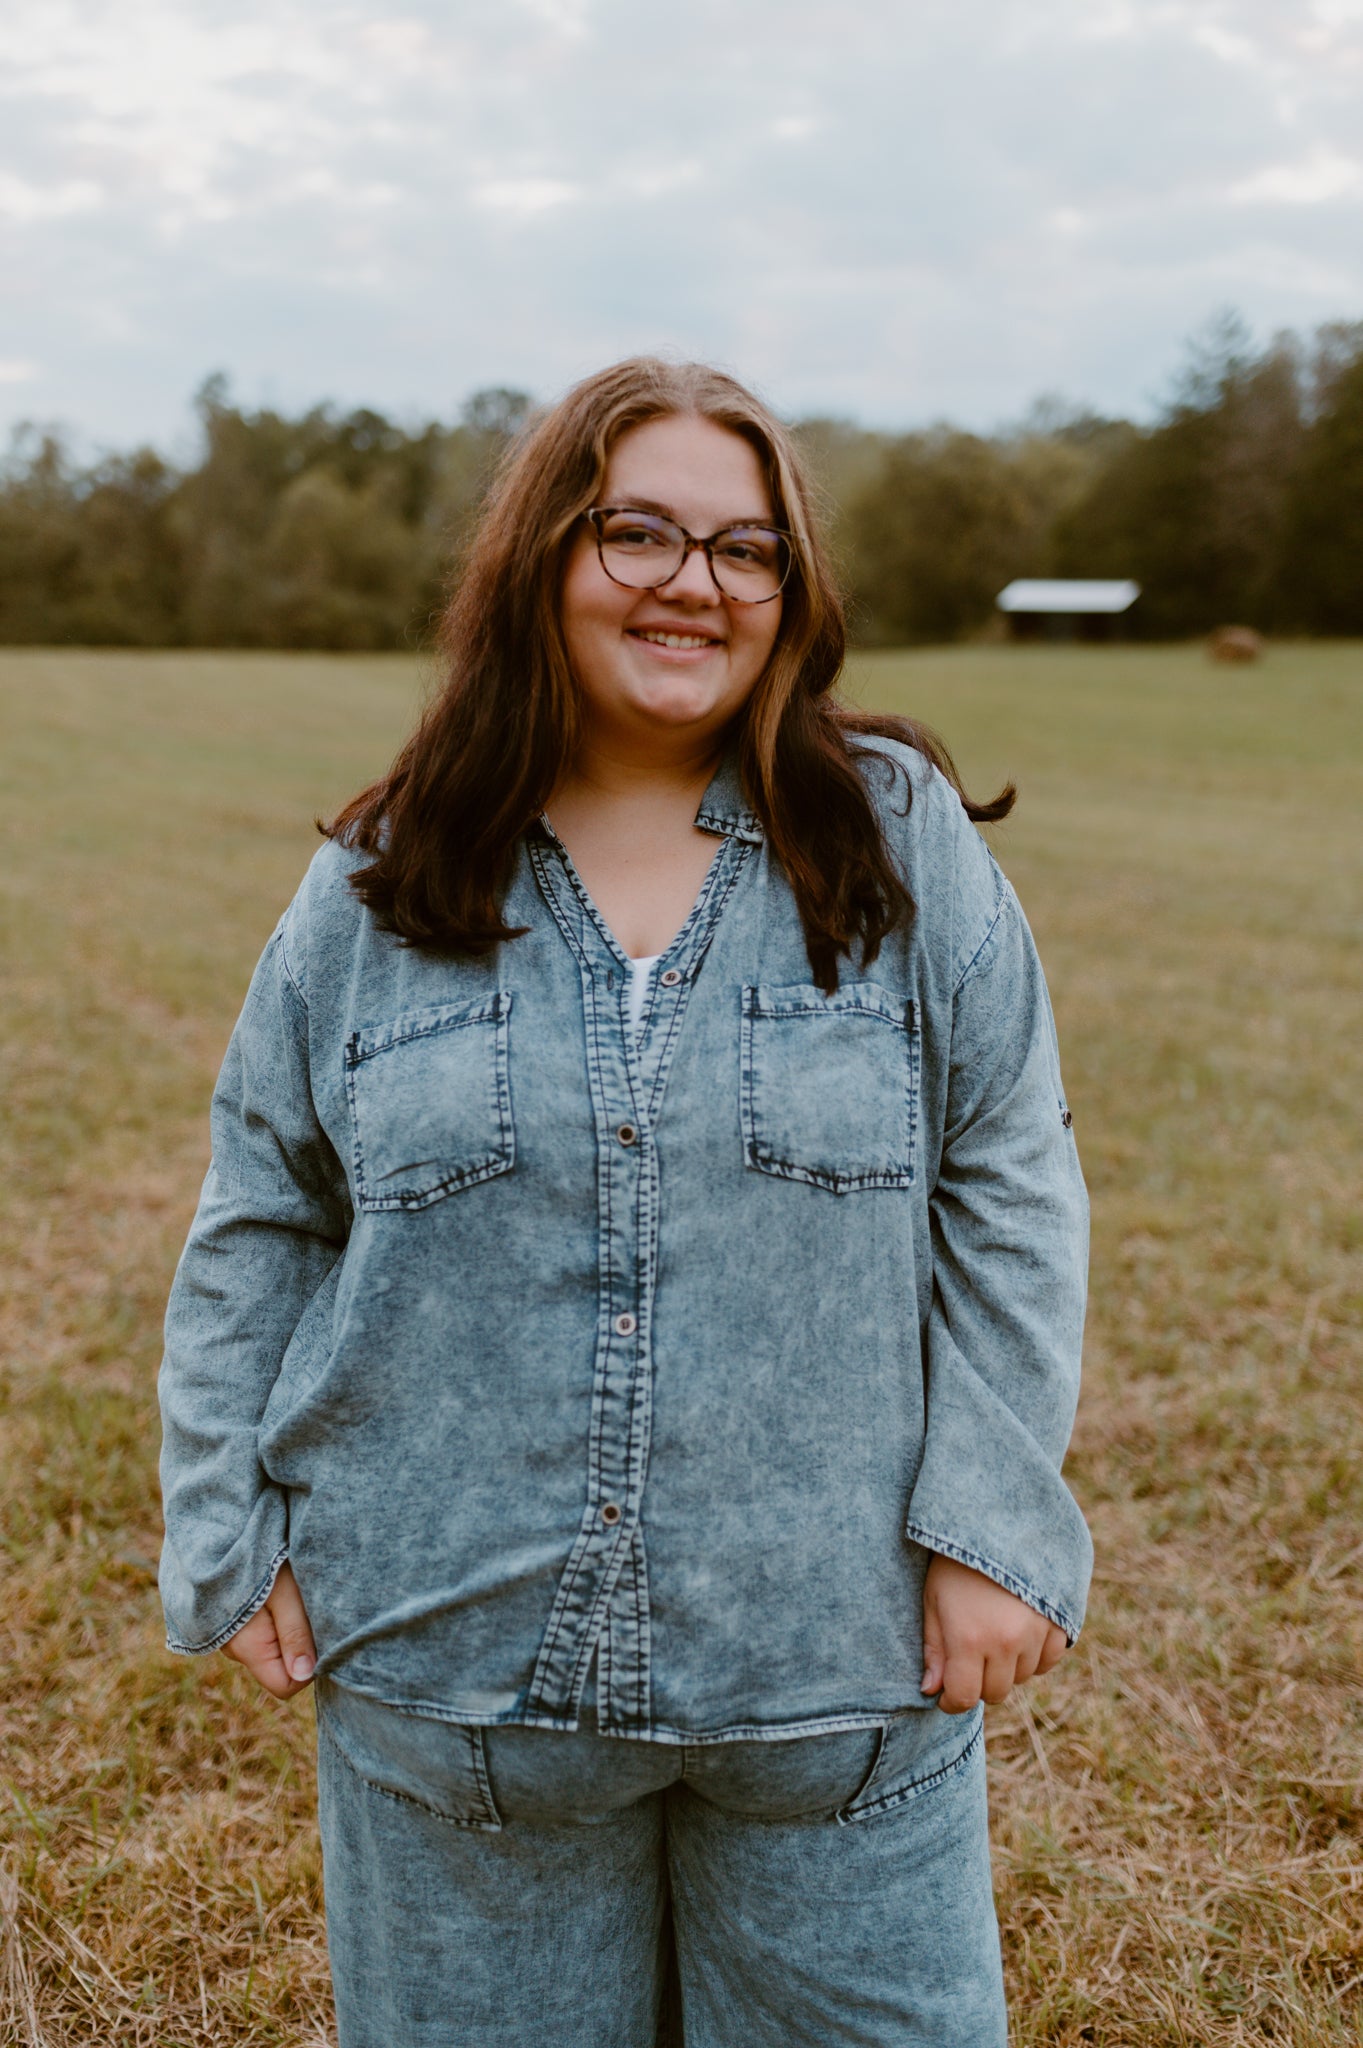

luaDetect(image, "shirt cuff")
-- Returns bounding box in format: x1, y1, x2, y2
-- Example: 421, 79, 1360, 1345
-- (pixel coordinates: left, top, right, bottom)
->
161, 1526, 290, 1656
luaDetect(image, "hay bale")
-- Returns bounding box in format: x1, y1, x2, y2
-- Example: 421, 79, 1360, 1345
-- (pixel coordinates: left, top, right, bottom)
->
1207, 625, 1264, 664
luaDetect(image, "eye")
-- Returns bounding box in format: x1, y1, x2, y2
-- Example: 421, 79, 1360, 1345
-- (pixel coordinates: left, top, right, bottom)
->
714, 527, 781, 568
599, 512, 675, 552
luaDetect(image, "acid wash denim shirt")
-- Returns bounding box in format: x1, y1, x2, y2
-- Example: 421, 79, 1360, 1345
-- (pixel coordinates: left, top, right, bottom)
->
159, 739, 1092, 1743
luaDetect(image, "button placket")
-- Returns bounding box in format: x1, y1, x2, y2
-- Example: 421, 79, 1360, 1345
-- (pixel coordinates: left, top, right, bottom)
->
522, 828, 751, 1725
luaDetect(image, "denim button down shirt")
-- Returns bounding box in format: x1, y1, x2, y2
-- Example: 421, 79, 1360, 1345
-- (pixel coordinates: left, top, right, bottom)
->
159, 741, 1092, 1741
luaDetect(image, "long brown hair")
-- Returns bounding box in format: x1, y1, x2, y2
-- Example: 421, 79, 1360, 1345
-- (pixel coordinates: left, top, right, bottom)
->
326, 357, 1013, 991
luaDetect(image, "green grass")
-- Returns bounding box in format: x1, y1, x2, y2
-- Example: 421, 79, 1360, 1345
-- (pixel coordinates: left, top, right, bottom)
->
2, 642, 1361, 2044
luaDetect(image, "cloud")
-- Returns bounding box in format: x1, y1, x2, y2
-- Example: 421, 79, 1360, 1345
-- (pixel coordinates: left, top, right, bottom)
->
0, 0, 1359, 446
0, 173, 103, 222
1230, 150, 1363, 204
471, 178, 581, 217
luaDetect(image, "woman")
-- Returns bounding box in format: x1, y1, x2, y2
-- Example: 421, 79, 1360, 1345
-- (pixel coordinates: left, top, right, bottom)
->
159, 358, 1091, 2046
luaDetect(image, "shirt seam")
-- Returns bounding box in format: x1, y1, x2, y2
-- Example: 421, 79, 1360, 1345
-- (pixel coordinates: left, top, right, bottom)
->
275, 921, 308, 1007
951, 872, 1011, 1000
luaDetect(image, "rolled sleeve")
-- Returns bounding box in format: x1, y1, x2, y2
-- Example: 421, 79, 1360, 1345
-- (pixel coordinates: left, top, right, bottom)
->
158, 918, 350, 1654
906, 876, 1093, 1640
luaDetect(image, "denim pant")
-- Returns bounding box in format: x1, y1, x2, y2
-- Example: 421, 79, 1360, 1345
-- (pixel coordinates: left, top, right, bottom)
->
315, 1678, 1007, 2047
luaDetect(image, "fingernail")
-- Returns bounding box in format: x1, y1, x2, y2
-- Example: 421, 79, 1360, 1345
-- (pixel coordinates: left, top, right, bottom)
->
289, 1655, 315, 1682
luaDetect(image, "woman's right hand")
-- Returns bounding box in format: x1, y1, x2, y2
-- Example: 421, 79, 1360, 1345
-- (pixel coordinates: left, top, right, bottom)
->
222, 1561, 317, 1699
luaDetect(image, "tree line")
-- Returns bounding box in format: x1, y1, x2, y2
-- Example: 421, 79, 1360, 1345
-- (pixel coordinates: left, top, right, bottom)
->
2, 316, 1360, 651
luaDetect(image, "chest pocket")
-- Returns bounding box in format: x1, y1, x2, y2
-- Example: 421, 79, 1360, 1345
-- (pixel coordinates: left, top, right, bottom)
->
344, 993, 514, 1212
740, 983, 917, 1195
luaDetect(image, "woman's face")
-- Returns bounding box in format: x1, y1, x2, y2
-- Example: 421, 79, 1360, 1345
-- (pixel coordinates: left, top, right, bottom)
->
559, 412, 784, 758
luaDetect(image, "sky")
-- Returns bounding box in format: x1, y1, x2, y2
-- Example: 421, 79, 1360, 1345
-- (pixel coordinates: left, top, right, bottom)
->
2, 0, 1362, 456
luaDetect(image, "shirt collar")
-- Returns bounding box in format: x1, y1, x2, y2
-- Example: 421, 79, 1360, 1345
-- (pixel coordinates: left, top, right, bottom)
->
532, 744, 764, 849
694, 746, 764, 844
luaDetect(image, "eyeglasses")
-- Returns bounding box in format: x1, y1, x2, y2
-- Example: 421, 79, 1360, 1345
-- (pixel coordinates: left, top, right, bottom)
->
585, 507, 793, 604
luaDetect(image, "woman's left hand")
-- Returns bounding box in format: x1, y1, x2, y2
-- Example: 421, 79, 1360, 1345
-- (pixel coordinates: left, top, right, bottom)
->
222, 1561, 318, 1700
920, 1554, 1068, 1714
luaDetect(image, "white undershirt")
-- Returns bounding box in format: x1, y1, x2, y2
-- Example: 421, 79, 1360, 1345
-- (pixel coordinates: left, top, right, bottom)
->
625, 954, 661, 1037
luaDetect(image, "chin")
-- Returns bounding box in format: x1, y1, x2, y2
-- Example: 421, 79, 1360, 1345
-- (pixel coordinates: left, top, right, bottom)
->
628, 681, 726, 727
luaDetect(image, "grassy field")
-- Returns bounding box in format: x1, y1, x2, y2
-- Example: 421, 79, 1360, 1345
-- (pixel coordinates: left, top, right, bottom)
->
1, 642, 1360, 2044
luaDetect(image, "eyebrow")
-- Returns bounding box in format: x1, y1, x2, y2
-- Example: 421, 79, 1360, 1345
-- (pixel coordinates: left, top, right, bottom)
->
609, 497, 779, 529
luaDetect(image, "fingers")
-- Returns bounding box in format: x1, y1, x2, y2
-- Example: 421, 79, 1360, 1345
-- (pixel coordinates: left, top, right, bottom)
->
268, 1564, 318, 1685
981, 1650, 1023, 1706
937, 1644, 1033, 1714
1036, 1623, 1069, 1676
937, 1647, 987, 1715
222, 1606, 302, 1699
920, 1555, 1072, 1713
220, 1564, 317, 1700
954, 1631, 1070, 1710
1008, 1637, 1042, 1689
919, 1585, 947, 1698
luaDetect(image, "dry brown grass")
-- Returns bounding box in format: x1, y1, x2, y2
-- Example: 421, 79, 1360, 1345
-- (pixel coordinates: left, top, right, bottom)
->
2, 644, 1361, 2044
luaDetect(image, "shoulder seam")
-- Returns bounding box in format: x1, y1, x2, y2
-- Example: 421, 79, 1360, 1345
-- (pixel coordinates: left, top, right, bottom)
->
952, 868, 1011, 999
273, 920, 308, 1007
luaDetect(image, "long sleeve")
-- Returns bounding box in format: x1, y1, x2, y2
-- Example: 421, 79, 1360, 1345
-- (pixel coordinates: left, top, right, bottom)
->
158, 918, 351, 1653
905, 875, 1093, 1640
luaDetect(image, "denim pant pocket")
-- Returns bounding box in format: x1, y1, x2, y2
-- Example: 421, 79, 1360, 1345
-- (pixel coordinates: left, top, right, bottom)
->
316, 1677, 501, 1829
836, 1702, 983, 1824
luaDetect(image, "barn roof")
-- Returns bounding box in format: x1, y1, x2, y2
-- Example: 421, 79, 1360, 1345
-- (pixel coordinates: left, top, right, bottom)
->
996, 579, 1140, 614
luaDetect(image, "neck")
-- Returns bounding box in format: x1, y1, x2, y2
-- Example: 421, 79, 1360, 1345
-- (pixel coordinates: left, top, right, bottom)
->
553, 725, 726, 811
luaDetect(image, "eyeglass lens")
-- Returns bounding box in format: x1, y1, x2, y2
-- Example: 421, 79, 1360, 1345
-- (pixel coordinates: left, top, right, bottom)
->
594, 511, 788, 602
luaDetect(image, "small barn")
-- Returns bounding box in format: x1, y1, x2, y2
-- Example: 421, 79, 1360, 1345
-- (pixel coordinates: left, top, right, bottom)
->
996, 579, 1140, 641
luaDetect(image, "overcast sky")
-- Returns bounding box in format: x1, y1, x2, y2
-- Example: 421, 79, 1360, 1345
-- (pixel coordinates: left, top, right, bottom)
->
2, 0, 1362, 455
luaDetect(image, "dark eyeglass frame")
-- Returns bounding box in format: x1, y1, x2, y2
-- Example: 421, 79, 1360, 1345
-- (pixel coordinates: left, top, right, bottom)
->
584, 507, 794, 605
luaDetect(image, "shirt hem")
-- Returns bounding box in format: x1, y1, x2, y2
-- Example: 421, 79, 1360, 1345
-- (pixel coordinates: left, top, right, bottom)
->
313, 1683, 938, 1746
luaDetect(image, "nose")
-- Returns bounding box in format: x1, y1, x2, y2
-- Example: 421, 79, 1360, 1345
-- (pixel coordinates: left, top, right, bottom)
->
655, 542, 722, 605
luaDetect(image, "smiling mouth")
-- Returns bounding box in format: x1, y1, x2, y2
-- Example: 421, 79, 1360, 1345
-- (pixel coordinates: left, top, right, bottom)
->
630, 629, 722, 651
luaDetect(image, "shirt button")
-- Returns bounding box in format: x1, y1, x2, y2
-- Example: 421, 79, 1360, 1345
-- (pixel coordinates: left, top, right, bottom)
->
616, 1123, 637, 1146
614, 1312, 637, 1337
660, 968, 682, 987
600, 1502, 622, 1526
